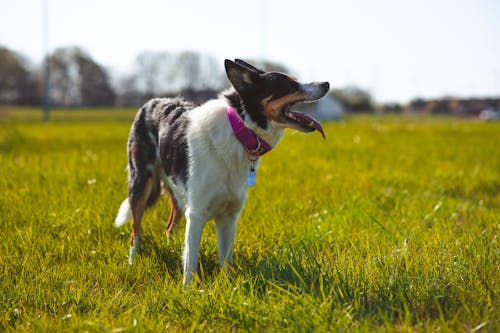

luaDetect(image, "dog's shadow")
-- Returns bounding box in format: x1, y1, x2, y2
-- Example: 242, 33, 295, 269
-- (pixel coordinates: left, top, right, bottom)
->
140, 234, 449, 323
141, 232, 337, 291
139, 231, 222, 280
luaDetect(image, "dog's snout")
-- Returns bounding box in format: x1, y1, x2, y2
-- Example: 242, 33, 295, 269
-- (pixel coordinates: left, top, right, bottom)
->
301, 81, 330, 100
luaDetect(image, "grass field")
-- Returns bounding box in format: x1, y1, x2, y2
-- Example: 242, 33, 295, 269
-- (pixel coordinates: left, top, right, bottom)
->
0, 108, 499, 331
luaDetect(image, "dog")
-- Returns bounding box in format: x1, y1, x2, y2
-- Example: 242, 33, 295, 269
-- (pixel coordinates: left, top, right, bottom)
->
115, 59, 329, 285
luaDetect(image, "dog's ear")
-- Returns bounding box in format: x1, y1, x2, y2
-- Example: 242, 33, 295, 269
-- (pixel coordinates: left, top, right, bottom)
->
234, 59, 265, 74
225, 59, 262, 95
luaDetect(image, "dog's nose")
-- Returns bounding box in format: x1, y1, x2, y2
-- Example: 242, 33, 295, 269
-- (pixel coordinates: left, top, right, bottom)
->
321, 82, 330, 91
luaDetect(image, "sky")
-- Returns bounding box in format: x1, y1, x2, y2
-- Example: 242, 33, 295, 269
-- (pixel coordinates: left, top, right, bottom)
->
1, 0, 499, 103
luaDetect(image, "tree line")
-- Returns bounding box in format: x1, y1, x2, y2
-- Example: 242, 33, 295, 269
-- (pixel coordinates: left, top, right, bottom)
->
0, 46, 231, 107
1, 45, 378, 111
0, 46, 294, 108
1, 46, 115, 106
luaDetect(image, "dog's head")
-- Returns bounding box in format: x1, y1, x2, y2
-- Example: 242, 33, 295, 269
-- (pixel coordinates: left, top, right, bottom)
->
225, 59, 329, 138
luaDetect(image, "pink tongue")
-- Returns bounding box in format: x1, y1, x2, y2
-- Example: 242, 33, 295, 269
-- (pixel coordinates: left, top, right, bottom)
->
291, 111, 326, 139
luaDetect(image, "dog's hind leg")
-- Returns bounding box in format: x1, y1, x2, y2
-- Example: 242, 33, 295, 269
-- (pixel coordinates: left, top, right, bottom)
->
164, 186, 183, 234
128, 174, 154, 265
126, 105, 161, 264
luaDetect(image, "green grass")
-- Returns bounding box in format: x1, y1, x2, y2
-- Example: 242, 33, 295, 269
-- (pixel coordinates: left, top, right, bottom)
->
0, 110, 498, 331
0, 106, 137, 123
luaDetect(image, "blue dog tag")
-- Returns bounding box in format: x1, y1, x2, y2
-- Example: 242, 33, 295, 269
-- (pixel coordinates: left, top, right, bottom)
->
247, 169, 256, 187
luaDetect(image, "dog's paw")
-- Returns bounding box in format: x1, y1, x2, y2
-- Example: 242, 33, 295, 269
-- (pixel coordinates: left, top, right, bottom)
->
128, 244, 140, 265
128, 247, 135, 265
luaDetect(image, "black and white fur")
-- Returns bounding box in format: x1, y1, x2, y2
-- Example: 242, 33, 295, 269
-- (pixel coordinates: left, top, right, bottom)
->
115, 59, 329, 285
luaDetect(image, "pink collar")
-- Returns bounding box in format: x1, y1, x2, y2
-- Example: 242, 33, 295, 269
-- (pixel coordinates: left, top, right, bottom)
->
227, 105, 272, 158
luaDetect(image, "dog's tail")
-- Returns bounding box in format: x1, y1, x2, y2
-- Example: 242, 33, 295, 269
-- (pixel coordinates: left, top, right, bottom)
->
115, 198, 131, 227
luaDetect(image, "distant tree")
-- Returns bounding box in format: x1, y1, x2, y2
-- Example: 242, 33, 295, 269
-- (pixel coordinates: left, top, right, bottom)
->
44, 46, 115, 107
0, 47, 33, 105
178, 87, 218, 105
257, 60, 289, 73
170, 51, 223, 91
77, 53, 115, 106
408, 98, 426, 112
130, 51, 224, 99
114, 74, 143, 107
133, 51, 174, 98
48, 47, 79, 106
381, 102, 402, 113
331, 86, 374, 112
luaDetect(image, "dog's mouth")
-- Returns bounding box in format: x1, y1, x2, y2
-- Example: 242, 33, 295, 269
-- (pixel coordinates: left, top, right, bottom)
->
281, 102, 325, 139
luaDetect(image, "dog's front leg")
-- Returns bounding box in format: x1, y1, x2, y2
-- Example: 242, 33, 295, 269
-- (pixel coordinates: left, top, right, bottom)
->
182, 209, 205, 286
215, 213, 239, 268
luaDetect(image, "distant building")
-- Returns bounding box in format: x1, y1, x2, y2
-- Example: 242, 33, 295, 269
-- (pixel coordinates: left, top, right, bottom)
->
407, 97, 500, 117
302, 94, 344, 121
479, 107, 500, 121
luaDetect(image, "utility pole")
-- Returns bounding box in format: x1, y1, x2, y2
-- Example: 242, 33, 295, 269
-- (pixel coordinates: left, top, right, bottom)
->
42, 0, 50, 122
